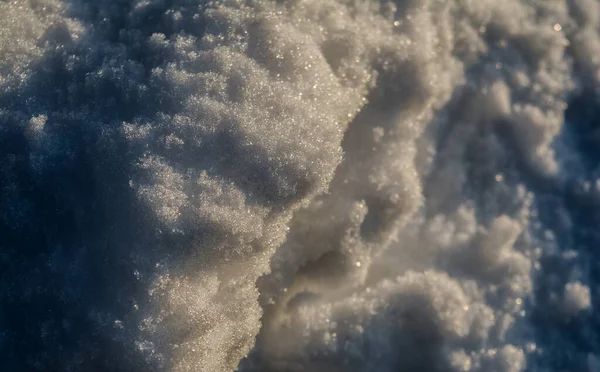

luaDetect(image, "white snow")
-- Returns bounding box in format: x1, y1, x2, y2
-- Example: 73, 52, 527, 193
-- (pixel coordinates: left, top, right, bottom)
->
0, 0, 598, 371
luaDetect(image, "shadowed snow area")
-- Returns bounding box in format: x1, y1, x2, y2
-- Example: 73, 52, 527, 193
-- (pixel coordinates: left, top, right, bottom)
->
1, 0, 600, 371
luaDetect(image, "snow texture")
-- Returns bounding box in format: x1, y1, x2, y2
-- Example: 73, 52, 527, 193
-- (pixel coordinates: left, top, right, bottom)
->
0, 0, 599, 371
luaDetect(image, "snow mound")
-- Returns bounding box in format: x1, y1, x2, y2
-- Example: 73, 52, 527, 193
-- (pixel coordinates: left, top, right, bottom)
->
1, 0, 599, 371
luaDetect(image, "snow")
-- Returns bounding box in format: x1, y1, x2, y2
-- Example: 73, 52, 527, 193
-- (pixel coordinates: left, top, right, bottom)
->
0, 0, 599, 371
